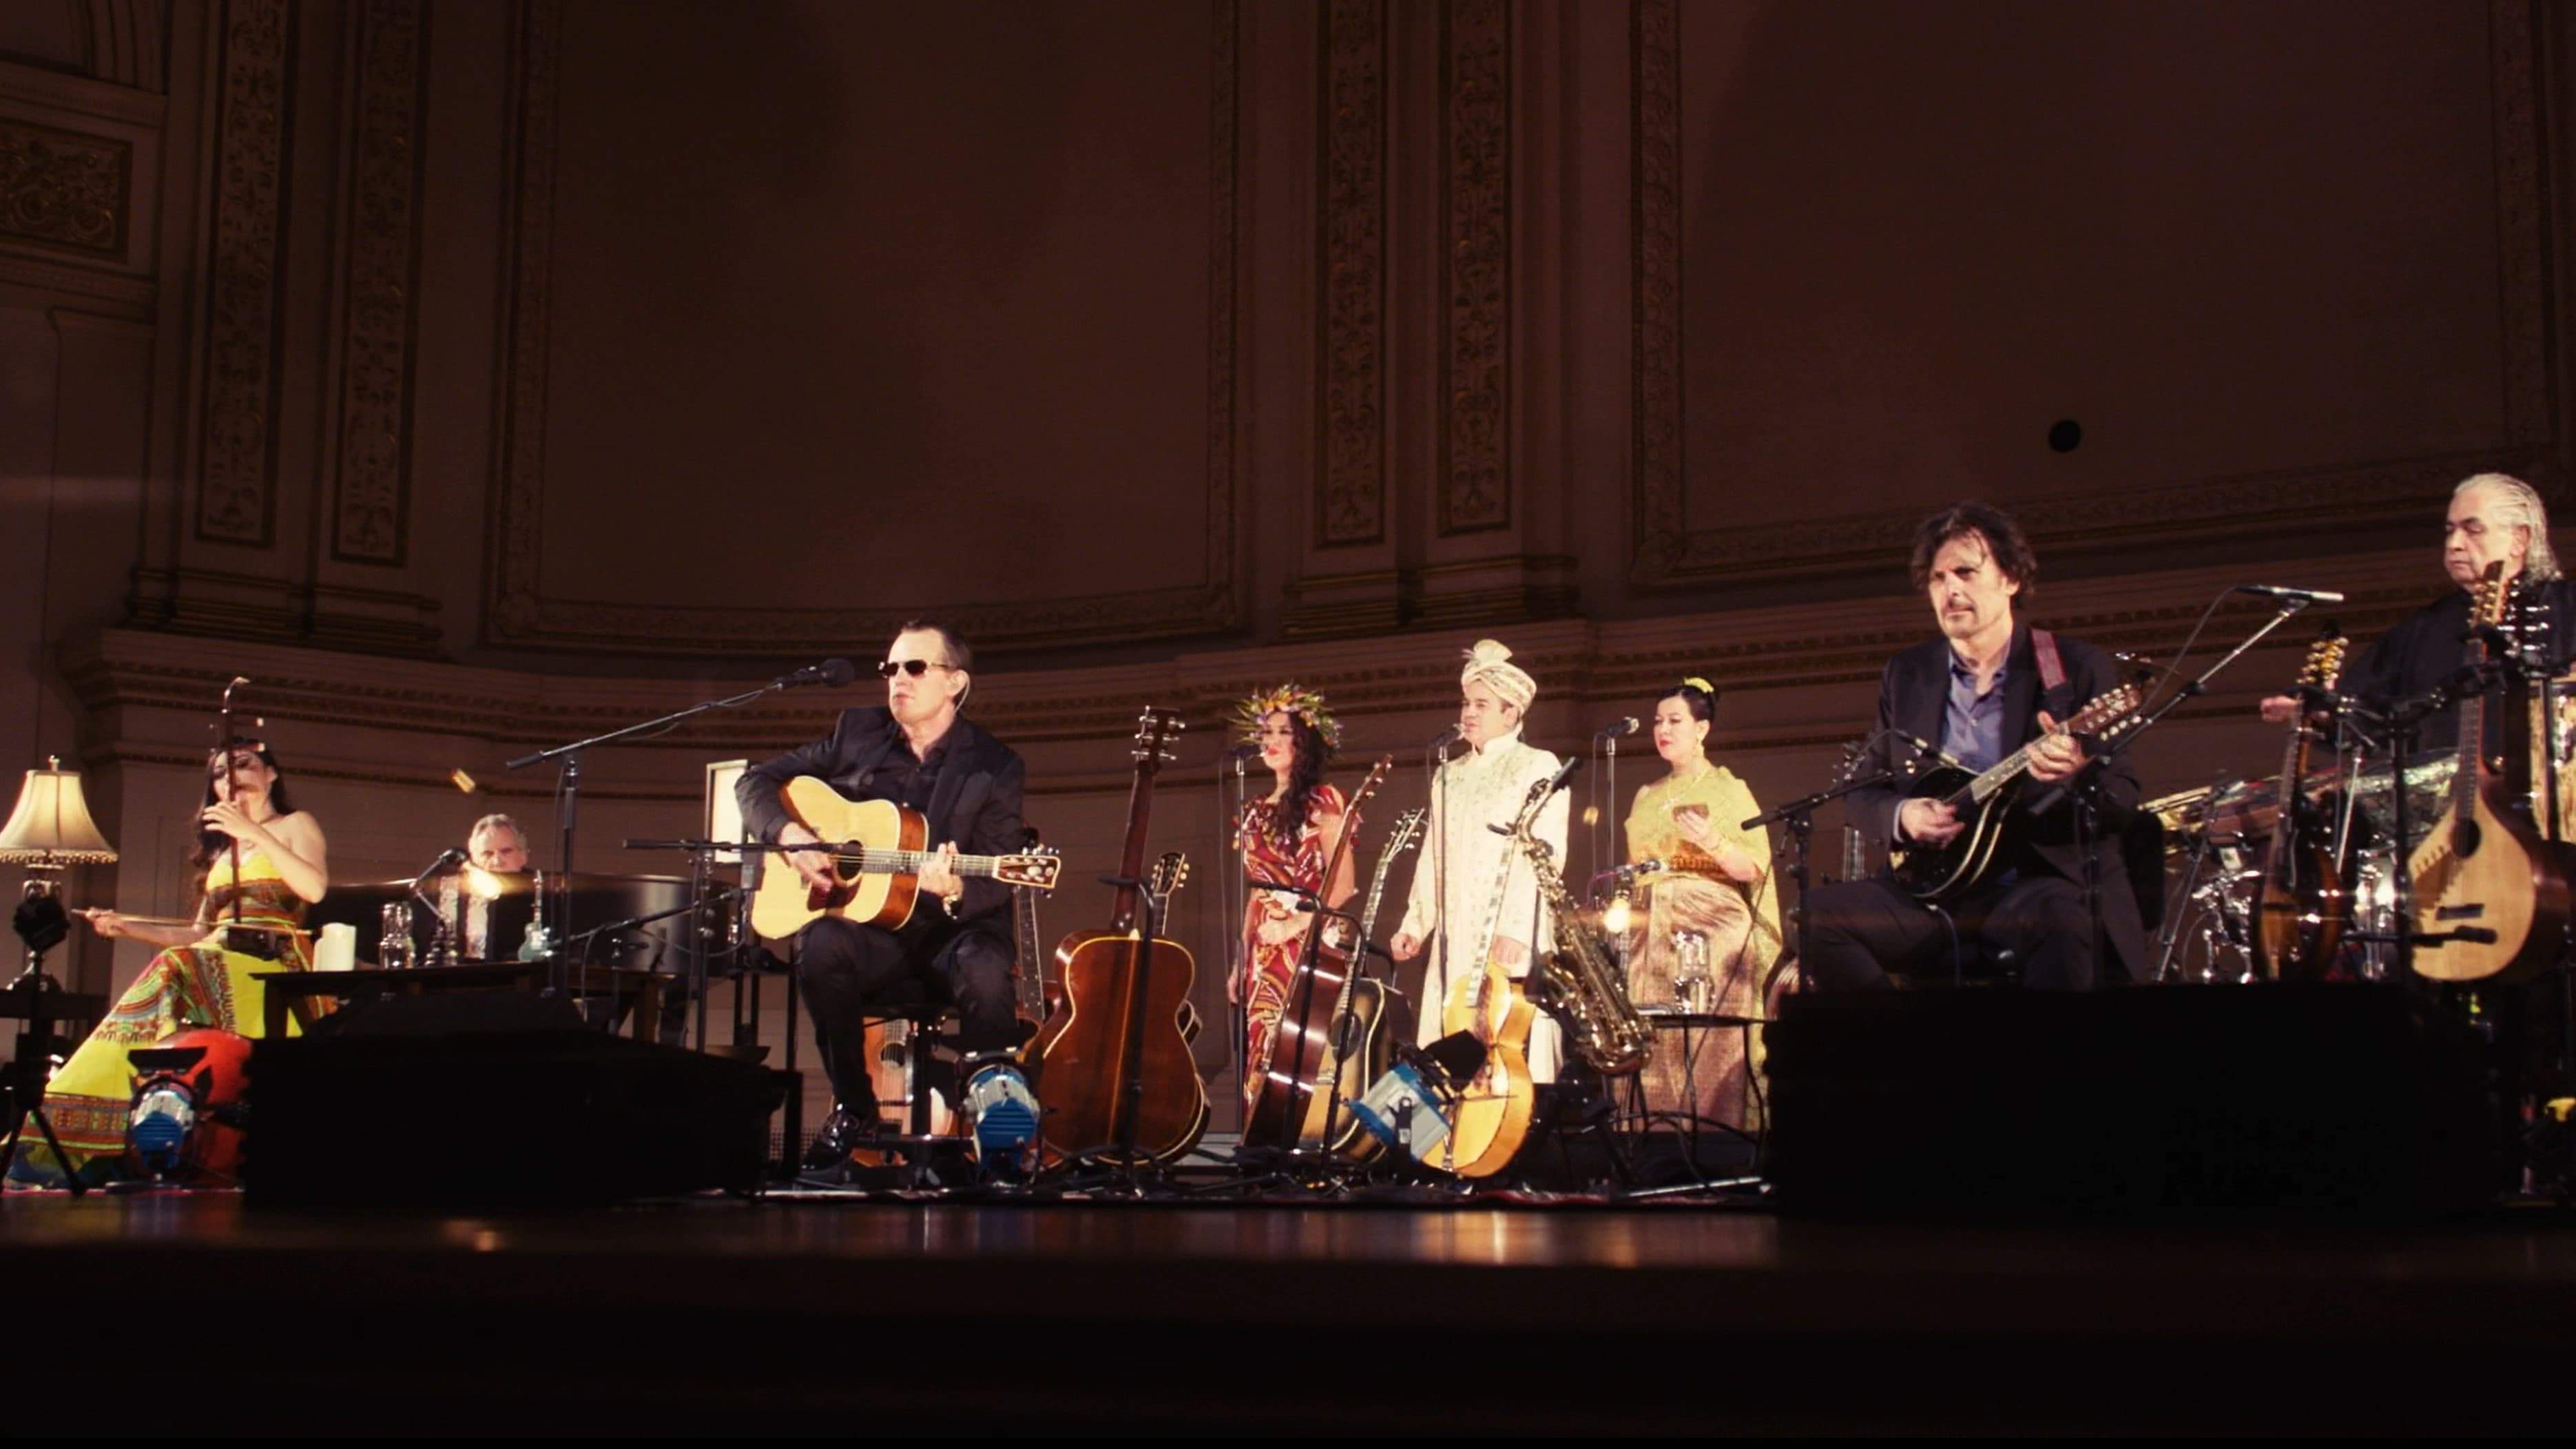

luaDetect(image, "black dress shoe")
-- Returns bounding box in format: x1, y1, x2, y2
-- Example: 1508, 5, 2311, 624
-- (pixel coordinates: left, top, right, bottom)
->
803, 1103, 878, 1169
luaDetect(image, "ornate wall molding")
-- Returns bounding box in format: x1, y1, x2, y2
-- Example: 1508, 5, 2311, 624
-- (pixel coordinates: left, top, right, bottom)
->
484, 0, 1245, 655
193, 0, 295, 549
327, 0, 428, 566
1440, 0, 1510, 535
1628, 0, 2566, 590
1316, 0, 1386, 548
0, 117, 128, 258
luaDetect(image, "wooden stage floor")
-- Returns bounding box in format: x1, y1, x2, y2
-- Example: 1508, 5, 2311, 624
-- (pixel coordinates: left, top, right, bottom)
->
8, 1191, 2573, 1435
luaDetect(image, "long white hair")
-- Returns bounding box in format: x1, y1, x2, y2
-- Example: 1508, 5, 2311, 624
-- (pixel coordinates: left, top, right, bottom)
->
2457, 472, 2562, 582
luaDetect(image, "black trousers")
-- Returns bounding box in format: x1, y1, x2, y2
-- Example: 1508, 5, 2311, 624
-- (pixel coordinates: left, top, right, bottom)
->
1803, 873, 2097, 992
796, 914, 1019, 1112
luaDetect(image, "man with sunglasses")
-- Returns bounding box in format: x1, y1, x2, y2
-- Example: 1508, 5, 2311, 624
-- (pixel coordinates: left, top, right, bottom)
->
738, 620, 1039, 1173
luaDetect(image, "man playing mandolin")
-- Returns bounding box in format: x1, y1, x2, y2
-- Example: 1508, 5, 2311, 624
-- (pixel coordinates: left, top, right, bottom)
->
738, 620, 1040, 1168
1803, 502, 2148, 992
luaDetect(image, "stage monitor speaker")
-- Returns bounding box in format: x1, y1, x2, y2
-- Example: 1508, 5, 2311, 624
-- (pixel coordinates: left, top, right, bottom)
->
247, 994, 788, 1206
1765, 983, 2495, 1216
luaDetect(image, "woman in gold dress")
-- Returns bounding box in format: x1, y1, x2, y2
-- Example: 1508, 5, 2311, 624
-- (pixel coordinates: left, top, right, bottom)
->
1620, 678, 1779, 1130
6, 740, 329, 1187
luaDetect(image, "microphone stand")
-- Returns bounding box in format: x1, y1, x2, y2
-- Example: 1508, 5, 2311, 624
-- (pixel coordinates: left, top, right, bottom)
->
1743, 762, 1915, 996
2053, 596, 2314, 986
506, 673, 823, 997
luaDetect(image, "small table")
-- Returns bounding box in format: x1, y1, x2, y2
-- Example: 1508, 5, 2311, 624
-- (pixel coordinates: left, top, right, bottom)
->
253, 961, 543, 1040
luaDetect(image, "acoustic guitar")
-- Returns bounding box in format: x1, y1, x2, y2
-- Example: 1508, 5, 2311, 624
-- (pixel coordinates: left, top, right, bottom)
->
747, 779, 1061, 940
2252, 628, 2349, 981
2407, 563, 2573, 983
1888, 684, 2141, 903
1033, 709, 1207, 1167
1319, 804, 1423, 1162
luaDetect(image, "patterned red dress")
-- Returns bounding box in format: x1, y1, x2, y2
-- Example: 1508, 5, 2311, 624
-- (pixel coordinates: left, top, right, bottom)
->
1236, 784, 1348, 1116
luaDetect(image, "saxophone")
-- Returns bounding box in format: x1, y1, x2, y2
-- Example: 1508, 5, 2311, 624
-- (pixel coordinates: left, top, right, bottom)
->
1499, 778, 1654, 1078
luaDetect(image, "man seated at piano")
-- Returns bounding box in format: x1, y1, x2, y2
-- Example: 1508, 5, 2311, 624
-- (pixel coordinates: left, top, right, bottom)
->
432, 812, 534, 963
736, 620, 1041, 1173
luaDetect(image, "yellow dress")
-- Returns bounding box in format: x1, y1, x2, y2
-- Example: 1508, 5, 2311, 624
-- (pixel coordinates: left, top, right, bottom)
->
7, 848, 310, 1187
1621, 765, 1781, 1129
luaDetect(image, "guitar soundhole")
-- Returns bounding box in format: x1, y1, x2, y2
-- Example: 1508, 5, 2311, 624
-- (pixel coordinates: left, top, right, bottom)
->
2457, 820, 2482, 859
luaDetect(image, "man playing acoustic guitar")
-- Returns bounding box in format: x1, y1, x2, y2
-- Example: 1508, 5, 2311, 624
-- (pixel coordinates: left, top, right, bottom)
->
738, 619, 1040, 1169
1802, 502, 2148, 992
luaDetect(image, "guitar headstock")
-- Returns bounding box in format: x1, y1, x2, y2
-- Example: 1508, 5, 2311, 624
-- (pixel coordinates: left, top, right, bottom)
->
1147, 849, 1189, 906
1345, 755, 1394, 816
2066, 682, 2142, 737
2298, 626, 2348, 691
1381, 806, 1426, 860
995, 851, 1062, 890
2472, 559, 2509, 628
1132, 708, 1185, 770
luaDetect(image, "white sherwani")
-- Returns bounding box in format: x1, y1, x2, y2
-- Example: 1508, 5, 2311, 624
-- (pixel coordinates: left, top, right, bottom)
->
1396, 729, 1570, 1081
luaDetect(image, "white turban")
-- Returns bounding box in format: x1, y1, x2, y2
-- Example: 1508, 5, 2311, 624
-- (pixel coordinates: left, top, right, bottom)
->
1460, 638, 1536, 713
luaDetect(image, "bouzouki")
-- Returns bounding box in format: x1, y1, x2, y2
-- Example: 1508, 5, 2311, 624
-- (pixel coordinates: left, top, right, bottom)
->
1320, 805, 1424, 1162
1888, 684, 2142, 904
2407, 563, 2573, 983
748, 780, 1061, 941
2252, 628, 2349, 981
1033, 709, 1207, 1167
1240, 757, 1389, 1152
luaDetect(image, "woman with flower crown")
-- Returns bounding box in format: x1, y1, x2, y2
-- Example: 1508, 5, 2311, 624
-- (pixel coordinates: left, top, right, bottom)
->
1231, 684, 1359, 1120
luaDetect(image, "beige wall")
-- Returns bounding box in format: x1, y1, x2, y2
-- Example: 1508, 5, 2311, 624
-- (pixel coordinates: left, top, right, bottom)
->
5, 0, 2575, 1132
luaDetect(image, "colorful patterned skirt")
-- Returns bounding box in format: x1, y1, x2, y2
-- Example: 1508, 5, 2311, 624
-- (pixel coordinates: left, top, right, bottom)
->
7, 924, 305, 1189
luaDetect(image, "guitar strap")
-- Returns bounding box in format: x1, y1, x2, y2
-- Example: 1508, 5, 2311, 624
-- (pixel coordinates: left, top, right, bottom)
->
2031, 628, 2066, 694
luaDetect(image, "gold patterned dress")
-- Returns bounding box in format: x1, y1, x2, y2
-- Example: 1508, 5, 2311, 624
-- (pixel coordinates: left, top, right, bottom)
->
1622, 766, 1780, 1129
1237, 785, 1348, 1116
7, 848, 311, 1187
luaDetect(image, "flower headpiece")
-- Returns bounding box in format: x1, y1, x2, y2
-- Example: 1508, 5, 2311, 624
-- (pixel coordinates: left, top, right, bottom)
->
1236, 682, 1342, 752
1679, 676, 1716, 696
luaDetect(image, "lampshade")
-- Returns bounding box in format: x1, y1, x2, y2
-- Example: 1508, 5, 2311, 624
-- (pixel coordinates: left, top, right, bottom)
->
0, 757, 119, 866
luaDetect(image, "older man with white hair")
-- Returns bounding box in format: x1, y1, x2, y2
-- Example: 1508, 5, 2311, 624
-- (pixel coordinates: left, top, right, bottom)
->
2263, 474, 2574, 757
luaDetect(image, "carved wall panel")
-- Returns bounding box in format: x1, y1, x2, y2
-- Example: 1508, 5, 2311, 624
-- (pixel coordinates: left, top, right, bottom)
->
1630, 0, 2562, 592
328, 0, 427, 566
485, 0, 1243, 656
194, 0, 294, 548
0, 116, 126, 257
1440, 0, 1508, 535
1317, 0, 1386, 548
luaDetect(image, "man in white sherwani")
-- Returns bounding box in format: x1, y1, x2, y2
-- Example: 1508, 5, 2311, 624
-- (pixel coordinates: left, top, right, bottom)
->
1391, 639, 1570, 1083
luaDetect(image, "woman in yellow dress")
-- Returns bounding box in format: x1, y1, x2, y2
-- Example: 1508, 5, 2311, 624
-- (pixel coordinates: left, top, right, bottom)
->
7, 739, 329, 1187
1621, 678, 1779, 1130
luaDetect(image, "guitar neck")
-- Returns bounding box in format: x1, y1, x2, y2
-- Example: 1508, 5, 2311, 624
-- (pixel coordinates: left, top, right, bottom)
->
833, 848, 1021, 880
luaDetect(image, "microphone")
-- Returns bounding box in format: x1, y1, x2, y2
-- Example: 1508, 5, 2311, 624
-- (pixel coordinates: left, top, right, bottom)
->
776, 658, 856, 688
1540, 754, 1583, 798
2236, 584, 2346, 605
1226, 742, 1262, 762
1430, 724, 1462, 747
404, 846, 467, 890
1593, 716, 1641, 741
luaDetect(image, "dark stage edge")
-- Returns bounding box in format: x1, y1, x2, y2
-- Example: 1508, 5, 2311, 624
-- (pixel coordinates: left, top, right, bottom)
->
8, 1192, 2575, 1435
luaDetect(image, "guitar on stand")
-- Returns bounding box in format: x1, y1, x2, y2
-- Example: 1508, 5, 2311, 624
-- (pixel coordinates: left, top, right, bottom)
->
1034, 709, 1208, 1174
1009, 826, 1058, 1075
1318, 806, 1423, 1163
2253, 628, 2350, 981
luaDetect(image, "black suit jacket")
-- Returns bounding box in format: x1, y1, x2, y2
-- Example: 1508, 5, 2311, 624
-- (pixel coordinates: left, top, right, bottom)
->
736, 706, 1027, 923
1847, 623, 2150, 981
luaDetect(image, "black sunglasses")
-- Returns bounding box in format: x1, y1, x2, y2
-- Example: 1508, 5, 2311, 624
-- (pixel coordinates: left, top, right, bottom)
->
876, 659, 955, 679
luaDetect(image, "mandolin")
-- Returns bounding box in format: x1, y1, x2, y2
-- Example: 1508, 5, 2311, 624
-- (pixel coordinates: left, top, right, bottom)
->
1240, 757, 1387, 1152
1888, 684, 2142, 903
747, 780, 1061, 941
2252, 628, 2349, 981
1033, 709, 1207, 1167
2407, 563, 2573, 983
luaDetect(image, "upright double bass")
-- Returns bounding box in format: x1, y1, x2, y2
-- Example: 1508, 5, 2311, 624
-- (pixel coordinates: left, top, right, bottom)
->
1034, 709, 1207, 1166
